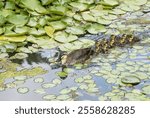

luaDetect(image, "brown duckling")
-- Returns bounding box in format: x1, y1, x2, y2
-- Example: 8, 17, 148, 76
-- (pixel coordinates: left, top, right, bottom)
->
61, 47, 94, 66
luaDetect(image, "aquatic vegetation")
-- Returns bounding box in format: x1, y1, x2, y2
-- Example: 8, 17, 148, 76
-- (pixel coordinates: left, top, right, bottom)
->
0, 59, 47, 88
17, 87, 29, 94
0, 0, 150, 101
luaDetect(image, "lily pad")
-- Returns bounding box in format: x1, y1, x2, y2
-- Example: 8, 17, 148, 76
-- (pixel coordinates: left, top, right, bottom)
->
0, 15, 6, 26
4, 43, 17, 52
60, 88, 71, 94
121, 76, 141, 85
17, 87, 29, 94
79, 84, 88, 90
82, 12, 96, 22
49, 21, 67, 30
20, 0, 48, 14
34, 77, 44, 83
10, 53, 28, 59
34, 88, 46, 94
69, 2, 89, 12
101, 0, 119, 6
7, 14, 29, 26
54, 32, 78, 43
43, 94, 56, 100
42, 83, 56, 89
75, 77, 84, 83
52, 79, 62, 85
13, 80, 25, 85
86, 87, 99, 93
142, 85, 150, 95
14, 76, 27, 81
56, 94, 70, 100
86, 23, 107, 34
44, 26, 55, 37
65, 26, 85, 35
56, 71, 68, 78
49, 6, 67, 15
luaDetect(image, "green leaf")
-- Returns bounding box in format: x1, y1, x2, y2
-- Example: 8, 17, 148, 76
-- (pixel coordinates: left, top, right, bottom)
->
57, 71, 68, 78
14, 27, 29, 35
69, 2, 89, 11
65, 26, 85, 35
54, 32, 78, 43
82, 12, 96, 22
86, 23, 107, 34
101, 0, 119, 6
49, 21, 67, 30
8, 36, 26, 42
5, 1, 16, 10
29, 28, 45, 36
7, 14, 29, 26
49, 6, 67, 15
0, 15, 6, 26
4, 43, 17, 52
44, 26, 55, 37
142, 85, 150, 95
20, 0, 48, 14
121, 76, 141, 85
41, 0, 54, 5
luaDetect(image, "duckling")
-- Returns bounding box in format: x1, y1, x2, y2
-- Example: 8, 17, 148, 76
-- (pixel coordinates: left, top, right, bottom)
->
61, 47, 94, 66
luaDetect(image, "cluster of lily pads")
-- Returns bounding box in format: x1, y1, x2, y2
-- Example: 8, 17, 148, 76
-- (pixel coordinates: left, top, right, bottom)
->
0, 0, 149, 56
0, 58, 47, 91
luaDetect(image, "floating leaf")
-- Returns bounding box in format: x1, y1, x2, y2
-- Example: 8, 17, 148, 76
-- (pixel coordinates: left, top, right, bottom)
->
0, 36, 27, 42
52, 79, 62, 85
97, 17, 112, 25
0, 15, 6, 26
7, 14, 29, 26
79, 84, 88, 90
17, 87, 29, 94
41, 0, 54, 5
49, 6, 67, 15
86, 87, 99, 93
10, 53, 28, 59
17, 47, 32, 53
54, 32, 77, 43
49, 21, 67, 30
101, 0, 119, 6
75, 77, 84, 83
86, 23, 107, 34
56, 94, 70, 100
14, 76, 27, 81
66, 26, 85, 35
42, 83, 56, 89
43, 94, 56, 100
4, 43, 17, 52
44, 26, 55, 37
69, 2, 89, 11
82, 12, 96, 22
29, 28, 45, 36
14, 27, 29, 35
13, 80, 25, 85
60, 88, 71, 94
34, 77, 44, 83
20, 0, 48, 14
142, 85, 150, 95
34, 88, 46, 94
56, 71, 68, 78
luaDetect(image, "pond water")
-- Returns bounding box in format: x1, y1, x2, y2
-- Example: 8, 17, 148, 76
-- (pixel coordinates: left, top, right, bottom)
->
0, 34, 150, 101
0, 3, 150, 101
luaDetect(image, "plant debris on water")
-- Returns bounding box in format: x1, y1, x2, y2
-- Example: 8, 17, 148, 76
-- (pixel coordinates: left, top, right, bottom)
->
0, 0, 150, 101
